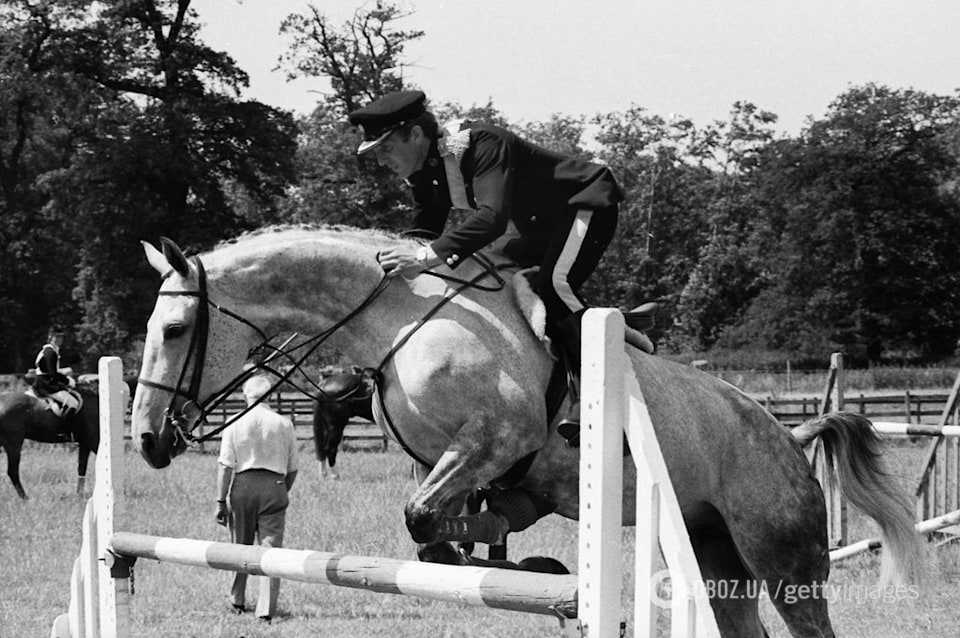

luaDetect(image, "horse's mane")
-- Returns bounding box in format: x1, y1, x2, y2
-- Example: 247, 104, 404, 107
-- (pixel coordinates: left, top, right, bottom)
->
212, 224, 414, 252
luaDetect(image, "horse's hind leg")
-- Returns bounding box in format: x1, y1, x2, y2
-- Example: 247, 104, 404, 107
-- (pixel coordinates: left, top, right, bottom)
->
688, 505, 769, 637
727, 485, 835, 637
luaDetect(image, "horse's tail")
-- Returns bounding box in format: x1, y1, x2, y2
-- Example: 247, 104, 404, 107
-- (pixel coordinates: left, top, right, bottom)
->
792, 412, 926, 587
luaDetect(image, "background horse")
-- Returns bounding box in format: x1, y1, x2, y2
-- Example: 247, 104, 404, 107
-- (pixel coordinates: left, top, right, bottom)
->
131, 227, 923, 637
312, 372, 375, 479
0, 383, 99, 499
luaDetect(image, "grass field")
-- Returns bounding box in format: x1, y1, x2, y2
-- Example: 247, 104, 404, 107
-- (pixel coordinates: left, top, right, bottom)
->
2, 437, 960, 637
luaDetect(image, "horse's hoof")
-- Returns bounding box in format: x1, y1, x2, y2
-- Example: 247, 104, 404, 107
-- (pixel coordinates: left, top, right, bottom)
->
418, 542, 467, 565
517, 556, 570, 574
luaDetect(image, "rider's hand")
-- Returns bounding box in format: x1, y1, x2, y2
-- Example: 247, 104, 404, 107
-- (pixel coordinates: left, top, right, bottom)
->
215, 500, 229, 527
378, 245, 438, 278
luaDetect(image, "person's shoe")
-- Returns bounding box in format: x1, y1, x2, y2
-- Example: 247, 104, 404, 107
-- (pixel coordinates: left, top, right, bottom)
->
230, 602, 246, 615
257, 615, 272, 624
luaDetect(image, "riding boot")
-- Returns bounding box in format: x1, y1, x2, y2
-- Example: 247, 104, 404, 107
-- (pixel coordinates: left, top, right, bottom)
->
555, 312, 584, 448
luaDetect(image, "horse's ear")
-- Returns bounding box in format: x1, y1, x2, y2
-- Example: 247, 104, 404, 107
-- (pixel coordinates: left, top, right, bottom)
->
159, 237, 191, 277
141, 240, 172, 277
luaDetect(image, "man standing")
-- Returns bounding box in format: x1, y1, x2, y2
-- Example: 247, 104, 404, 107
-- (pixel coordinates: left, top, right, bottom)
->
215, 375, 298, 623
347, 90, 652, 445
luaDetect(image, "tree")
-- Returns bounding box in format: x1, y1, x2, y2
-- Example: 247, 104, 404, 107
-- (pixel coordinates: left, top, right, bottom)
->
722, 85, 960, 363
0, 0, 111, 371
278, 2, 424, 230
279, 1, 423, 114
43, 0, 298, 364
0, 0, 300, 370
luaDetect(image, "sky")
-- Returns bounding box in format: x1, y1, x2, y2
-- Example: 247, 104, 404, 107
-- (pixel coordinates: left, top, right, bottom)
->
194, 0, 960, 136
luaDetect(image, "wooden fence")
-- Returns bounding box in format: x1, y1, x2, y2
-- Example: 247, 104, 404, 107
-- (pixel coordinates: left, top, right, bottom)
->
751, 390, 953, 426
135, 392, 388, 451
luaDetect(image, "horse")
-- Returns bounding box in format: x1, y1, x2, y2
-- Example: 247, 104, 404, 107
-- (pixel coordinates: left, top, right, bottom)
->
312, 372, 375, 479
0, 382, 99, 499
130, 226, 923, 637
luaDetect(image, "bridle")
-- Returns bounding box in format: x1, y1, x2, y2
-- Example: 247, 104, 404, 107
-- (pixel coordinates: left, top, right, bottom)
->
136, 250, 506, 450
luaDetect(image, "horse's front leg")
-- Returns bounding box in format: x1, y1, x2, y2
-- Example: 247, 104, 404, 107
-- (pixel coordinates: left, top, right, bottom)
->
404, 420, 551, 564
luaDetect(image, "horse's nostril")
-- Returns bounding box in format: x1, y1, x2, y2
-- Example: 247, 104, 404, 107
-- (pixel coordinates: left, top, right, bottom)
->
139, 431, 155, 453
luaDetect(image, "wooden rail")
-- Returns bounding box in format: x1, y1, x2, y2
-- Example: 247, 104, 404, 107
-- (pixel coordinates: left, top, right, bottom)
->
751, 391, 953, 426
122, 392, 387, 450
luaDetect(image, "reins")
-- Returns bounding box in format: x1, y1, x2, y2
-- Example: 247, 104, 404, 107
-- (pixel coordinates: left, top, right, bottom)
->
139, 247, 507, 448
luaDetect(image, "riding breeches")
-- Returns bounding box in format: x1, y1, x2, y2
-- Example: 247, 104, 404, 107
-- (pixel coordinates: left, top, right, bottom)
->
539, 205, 618, 323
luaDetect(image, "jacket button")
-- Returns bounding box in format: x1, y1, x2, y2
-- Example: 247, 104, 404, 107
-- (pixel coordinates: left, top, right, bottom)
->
530, 215, 537, 222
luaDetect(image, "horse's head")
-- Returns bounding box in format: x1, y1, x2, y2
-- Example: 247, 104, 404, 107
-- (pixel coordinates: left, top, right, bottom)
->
132, 237, 256, 468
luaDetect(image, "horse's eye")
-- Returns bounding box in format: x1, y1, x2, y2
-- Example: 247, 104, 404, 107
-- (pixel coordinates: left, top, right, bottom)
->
164, 324, 187, 340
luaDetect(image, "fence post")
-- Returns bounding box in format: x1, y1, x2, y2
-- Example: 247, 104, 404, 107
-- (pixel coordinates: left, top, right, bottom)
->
95, 356, 129, 637
579, 310, 624, 637
814, 353, 846, 547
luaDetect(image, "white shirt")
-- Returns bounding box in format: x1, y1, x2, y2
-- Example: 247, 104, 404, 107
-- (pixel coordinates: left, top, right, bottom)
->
218, 404, 298, 475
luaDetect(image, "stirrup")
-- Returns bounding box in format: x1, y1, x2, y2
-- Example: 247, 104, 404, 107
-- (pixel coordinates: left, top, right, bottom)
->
557, 417, 580, 448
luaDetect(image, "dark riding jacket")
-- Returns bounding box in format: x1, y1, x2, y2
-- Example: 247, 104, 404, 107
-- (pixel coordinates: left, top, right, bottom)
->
406, 121, 624, 269
35, 344, 69, 389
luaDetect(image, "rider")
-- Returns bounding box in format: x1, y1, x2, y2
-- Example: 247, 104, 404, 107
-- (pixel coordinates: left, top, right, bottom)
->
348, 90, 653, 445
33, 328, 80, 417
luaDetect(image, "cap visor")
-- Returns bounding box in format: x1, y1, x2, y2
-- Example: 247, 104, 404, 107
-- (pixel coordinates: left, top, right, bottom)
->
356, 130, 393, 155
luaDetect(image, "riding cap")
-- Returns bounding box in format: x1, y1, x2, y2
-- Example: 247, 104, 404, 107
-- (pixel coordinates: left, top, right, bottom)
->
348, 90, 426, 155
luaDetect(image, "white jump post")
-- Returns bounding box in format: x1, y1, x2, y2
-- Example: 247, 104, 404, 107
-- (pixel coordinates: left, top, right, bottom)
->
50, 356, 129, 638
581, 309, 721, 638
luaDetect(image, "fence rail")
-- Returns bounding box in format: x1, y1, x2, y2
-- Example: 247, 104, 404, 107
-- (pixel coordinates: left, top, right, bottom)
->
751, 391, 954, 426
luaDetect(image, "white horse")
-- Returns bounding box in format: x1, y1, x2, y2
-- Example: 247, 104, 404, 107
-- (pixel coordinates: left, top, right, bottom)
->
131, 226, 922, 637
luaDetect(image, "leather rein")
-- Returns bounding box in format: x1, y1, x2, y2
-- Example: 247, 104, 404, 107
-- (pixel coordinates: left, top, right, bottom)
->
136, 251, 506, 449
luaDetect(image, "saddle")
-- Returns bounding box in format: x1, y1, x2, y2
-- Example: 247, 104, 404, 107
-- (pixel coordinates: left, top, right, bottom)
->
24, 386, 83, 421
317, 370, 376, 404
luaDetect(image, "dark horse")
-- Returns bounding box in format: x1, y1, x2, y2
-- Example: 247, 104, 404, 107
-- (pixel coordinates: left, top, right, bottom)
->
0, 383, 100, 499
312, 372, 375, 479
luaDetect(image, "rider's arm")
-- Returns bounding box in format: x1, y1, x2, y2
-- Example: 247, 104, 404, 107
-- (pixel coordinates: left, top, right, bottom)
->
428, 128, 511, 269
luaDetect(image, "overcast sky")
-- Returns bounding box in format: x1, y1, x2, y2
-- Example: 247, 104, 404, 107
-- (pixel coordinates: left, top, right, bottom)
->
195, 0, 960, 135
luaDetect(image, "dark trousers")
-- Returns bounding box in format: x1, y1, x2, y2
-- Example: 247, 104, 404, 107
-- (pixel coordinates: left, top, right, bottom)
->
228, 469, 289, 617
539, 205, 618, 324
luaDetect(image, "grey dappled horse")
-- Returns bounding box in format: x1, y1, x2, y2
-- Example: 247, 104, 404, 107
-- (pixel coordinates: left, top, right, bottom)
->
130, 227, 922, 637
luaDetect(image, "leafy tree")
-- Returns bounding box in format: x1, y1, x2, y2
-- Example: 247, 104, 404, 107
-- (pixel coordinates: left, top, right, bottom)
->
43, 0, 299, 364
722, 85, 960, 363
0, 0, 109, 370
278, 2, 423, 230
279, 1, 423, 114
670, 102, 780, 351
0, 0, 299, 370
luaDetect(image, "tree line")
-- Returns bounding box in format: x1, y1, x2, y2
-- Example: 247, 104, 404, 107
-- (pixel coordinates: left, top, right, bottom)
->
2, 0, 959, 374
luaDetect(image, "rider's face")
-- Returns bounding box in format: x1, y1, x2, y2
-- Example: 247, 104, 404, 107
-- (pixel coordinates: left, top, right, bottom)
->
373, 127, 429, 179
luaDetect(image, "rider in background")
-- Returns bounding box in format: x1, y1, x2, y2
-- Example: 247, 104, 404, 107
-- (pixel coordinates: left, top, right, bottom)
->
33, 328, 80, 416
347, 90, 653, 445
